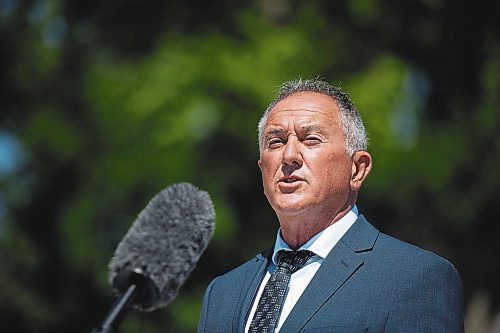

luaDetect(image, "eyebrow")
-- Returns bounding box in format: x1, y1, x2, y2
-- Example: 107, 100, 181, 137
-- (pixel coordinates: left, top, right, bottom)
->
298, 124, 329, 136
264, 128, 285, 137
263, 124, 330, 140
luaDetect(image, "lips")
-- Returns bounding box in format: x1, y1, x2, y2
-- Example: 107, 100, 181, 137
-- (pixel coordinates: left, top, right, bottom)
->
279, 176, 304, 183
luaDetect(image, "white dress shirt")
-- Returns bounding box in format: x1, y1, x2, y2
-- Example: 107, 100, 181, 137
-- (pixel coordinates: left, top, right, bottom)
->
245, 206, 359, 332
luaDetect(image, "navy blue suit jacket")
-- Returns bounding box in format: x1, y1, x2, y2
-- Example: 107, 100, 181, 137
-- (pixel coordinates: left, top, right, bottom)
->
198, 215, 464, 332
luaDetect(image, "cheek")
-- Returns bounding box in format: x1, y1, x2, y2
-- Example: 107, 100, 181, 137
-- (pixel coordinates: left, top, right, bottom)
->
259, 160, 275, 188
317, 155, 351, 183
260, 155, 279, 175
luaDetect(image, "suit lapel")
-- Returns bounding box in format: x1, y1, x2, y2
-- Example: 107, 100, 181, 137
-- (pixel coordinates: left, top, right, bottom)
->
235, 248, 273, 332
279, 215, 379, 332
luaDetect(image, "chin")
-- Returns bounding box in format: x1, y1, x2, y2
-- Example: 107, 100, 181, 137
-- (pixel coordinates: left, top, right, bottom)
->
272, 196, 311, 216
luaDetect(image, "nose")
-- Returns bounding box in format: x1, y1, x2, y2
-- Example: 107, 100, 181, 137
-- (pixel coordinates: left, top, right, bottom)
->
282, 136, 303, 167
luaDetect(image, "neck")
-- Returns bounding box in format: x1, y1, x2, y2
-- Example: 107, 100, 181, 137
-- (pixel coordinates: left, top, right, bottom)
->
278, 202, 354, 250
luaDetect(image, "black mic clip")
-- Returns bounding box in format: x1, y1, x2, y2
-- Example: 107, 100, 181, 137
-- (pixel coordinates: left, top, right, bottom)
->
90, 268, 157, 333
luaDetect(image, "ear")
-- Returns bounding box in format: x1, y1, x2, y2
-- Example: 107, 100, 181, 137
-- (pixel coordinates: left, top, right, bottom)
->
350, 151, 372, 191
258, 159, 263, 172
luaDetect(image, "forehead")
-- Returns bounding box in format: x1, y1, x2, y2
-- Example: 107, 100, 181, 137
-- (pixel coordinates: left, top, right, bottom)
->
265, 92, 341, 128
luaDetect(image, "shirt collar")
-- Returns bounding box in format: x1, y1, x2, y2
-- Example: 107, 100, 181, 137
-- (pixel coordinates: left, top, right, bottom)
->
271, 205, 359, 265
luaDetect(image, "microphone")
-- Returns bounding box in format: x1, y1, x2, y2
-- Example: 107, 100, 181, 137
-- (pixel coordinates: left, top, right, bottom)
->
91, 182, 215, 333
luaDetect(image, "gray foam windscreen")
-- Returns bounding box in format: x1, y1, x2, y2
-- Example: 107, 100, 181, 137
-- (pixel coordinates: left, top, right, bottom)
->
108, 182, 215, 311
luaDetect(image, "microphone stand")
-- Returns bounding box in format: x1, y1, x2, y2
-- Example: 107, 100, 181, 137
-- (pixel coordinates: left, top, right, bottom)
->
91, 284, 138, 333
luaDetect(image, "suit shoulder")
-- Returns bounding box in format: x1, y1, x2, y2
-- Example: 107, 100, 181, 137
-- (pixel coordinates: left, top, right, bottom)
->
198, 251, 269, 333
375, 231, 460, 275
376, 234, 464, 331
210, 248, 270, 285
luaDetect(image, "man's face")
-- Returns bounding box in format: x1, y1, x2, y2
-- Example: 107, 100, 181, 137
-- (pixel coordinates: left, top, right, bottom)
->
258, 92, 355, 219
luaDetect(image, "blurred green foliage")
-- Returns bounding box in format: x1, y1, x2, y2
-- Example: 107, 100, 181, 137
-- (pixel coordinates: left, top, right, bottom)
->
1, 0, 499, 332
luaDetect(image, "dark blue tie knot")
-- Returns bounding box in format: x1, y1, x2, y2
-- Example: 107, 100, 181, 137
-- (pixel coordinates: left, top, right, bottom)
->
278, 250, 314, 274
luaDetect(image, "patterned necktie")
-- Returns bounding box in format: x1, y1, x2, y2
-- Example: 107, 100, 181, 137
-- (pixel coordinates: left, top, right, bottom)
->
249, 250, 314, 333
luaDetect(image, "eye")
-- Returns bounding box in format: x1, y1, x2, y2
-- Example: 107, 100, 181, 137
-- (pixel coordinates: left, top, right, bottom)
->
304, 136, 322, 145
268, 138, 285, 148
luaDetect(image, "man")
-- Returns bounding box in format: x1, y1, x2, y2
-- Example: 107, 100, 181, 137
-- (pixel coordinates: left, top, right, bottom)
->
198, 78, 464, 332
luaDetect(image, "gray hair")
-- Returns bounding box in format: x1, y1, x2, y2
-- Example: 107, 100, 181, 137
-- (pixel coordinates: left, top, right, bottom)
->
257, 78, 368, 156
